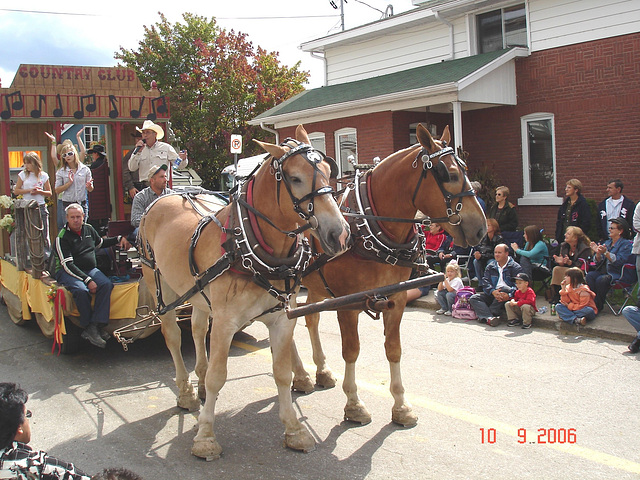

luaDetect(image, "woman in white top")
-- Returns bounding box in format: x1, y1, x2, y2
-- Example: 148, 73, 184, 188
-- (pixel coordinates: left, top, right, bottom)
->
54, 140, 93, 228
13, 152, 53, 253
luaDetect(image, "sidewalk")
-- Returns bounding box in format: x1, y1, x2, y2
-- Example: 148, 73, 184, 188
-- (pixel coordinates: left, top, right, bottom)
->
412, 290, 638, 343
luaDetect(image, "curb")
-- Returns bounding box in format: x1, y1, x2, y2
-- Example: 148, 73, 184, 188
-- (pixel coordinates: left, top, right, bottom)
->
411, 295, 636, 344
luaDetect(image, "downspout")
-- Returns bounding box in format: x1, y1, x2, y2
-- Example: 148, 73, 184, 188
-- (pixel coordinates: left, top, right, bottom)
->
434, 11, 454, 61
259, 122, 279, 145
310, 50, 328, 87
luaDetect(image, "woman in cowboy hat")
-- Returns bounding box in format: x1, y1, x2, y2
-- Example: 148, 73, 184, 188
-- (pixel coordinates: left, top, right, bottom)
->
127, 120, 188, 187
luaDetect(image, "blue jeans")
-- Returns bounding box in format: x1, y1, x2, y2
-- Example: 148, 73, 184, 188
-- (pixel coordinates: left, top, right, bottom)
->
436, 289, 456, 312
55, 267, 113, 327
469, 289, 509, 320
555, 303, 596, 324
622, 305, 640, 339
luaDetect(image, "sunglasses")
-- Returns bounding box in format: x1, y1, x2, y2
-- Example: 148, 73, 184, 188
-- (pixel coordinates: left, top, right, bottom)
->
62, 152, 75, 158
25, 410, 32, 418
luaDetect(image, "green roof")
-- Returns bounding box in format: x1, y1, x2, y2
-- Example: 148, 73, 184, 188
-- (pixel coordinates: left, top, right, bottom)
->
254, 49, 512, 120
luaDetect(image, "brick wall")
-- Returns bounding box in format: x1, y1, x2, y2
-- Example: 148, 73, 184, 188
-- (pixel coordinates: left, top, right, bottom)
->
463, 32, 640, 236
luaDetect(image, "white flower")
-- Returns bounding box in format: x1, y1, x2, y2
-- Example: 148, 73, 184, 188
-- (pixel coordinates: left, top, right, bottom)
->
0, 195, 13, 209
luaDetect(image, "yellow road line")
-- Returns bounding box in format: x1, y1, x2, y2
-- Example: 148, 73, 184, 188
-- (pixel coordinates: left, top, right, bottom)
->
231, 339, 640, 474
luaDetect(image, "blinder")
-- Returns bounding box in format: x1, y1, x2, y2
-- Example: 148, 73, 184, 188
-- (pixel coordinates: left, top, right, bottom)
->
271, 138, 336, 224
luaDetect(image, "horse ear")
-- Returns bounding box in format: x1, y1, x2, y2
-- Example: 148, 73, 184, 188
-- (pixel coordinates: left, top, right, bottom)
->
416, 123, 437, 151
295, 124, 310, 144
254, 139, 287, 159
440, 125, 451, 145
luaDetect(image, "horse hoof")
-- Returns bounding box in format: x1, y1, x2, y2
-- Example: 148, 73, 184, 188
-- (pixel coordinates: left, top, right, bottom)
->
292, 377, 315, 394
316, 370, 337, 389
177, 393, 201, 412
284, 427, 316, 453
344, 404, 372, 425
392, 406, 418, 427
197, 384, 206, 401
192, 438, 222, 461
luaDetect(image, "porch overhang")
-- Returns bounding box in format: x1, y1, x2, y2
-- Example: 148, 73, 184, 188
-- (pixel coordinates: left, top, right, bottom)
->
250, 47, 529, 129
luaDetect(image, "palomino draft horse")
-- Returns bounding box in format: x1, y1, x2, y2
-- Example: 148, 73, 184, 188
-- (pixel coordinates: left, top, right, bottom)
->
292, 123, 487, 426
138, 125, 350, 459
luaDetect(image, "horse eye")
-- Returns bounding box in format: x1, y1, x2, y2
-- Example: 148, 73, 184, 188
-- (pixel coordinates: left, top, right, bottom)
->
289, 176, 302, 184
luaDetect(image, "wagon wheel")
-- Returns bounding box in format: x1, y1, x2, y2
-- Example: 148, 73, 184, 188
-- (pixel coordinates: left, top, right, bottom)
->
1, 286, 28, 326
34, 313, 55, 339
60, 316, 82, 355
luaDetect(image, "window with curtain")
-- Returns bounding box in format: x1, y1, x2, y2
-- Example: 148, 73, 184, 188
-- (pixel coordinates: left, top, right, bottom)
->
334, 128, 357, 176
521, 114, 555, 195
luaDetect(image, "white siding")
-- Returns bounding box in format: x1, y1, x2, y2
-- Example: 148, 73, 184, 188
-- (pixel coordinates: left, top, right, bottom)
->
529, 0, 640, 52
318, 0, 640, 86
325, 16, 469, 85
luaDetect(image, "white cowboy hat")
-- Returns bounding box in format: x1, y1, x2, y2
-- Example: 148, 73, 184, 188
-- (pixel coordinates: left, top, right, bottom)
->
136, 120, 165, 140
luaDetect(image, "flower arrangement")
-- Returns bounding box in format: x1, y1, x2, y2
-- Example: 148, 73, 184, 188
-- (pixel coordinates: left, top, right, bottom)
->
0, 195, 15, 234
46, 285, 58, 304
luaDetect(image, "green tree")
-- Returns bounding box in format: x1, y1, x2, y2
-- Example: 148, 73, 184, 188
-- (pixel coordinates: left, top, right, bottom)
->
115, 13, 309, 188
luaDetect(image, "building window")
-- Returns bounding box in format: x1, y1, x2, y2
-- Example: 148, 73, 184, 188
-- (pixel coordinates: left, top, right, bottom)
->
82, 126, 99, 148
334, 128, 357, 176
308, 132, 326, 154
477, 4, 527, 54
518, 113, 562, 206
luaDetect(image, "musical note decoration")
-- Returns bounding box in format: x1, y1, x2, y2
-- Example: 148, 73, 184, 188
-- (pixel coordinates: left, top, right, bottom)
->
74, 94, 97, 119
53, 94, 64, 117
30, 95, 46, 119
108, 95, 119, 119
146, 95, 168, 121
1, 91, 24, 120
130, 96, 145, 119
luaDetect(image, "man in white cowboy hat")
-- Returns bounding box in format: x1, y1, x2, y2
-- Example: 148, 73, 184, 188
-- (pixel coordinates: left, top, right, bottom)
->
127, 120, 188, 187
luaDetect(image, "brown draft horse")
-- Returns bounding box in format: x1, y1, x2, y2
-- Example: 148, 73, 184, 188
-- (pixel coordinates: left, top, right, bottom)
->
292, 124, 487, 426
138, 126, 350, 460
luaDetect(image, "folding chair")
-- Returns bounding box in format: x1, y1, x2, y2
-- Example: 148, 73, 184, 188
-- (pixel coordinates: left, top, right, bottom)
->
605, 262, 638, 316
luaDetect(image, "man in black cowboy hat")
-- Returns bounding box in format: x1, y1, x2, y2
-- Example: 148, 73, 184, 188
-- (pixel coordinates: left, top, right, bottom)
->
587, 217, 635, 311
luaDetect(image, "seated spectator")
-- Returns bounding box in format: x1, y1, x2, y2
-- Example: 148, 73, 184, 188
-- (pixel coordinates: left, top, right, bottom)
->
596, 179, 635, 242
54, 204, 131, 348
549, 226, 592, 303
435, 260, 464, 315
470, 181, 486, 213
586, 217, 633, 312
473, 218, 503, 281
487, 186, 518, 232
434, 235, 471, 272
470, 244, 522, 326
510, 225, 547, 277
555, 267, 597, 326
423, 222, 447, 268
622, 304, 640, 354
631, 201, 640, 284
555, 179, 591, 243
0, 382, 91, 479
505, 272, 537, 329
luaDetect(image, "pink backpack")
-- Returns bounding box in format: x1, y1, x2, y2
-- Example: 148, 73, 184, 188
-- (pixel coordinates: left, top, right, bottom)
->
451, 286, 478, 320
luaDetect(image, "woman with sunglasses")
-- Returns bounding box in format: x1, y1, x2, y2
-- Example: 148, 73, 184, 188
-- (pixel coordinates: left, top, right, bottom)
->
54, 141, 93, 229
487, 185, 518, 232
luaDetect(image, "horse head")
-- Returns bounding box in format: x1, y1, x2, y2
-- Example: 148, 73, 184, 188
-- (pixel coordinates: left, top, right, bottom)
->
411, 123, 487, 246
254, 125, 351, 257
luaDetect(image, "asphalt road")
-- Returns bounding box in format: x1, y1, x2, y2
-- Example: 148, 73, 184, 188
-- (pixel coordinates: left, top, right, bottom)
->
1, 302, 639, 479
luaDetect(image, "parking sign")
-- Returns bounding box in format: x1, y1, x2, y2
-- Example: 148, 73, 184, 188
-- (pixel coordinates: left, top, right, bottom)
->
230, 134, 242, 154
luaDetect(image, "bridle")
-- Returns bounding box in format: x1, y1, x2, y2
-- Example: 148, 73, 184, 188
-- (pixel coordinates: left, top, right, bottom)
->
270, 138, 336, 229
411, 141, 476, 226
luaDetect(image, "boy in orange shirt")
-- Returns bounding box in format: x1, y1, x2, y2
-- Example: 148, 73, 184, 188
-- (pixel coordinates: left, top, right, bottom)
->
506, 272, 538, 329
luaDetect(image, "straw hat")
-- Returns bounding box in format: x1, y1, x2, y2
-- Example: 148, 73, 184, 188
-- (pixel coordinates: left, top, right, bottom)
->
136, 120, 165, 140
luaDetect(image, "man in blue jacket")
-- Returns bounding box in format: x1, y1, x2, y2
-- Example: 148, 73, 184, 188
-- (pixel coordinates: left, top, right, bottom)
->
470, 243, 523, 326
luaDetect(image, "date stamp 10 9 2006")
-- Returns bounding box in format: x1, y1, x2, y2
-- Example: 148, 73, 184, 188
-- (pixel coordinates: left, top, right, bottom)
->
480, 428, 577, 445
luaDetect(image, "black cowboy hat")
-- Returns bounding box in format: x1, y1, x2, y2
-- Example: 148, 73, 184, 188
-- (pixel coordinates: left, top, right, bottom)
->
87, 144, 106, 156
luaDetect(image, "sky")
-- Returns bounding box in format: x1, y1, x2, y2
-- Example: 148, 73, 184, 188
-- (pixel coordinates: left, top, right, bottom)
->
0, 0, 417, 90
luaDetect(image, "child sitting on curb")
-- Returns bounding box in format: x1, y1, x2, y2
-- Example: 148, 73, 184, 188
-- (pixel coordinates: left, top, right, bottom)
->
555, 267, 598, 326
435, 260, 465, 316
505, 272, 538, 329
